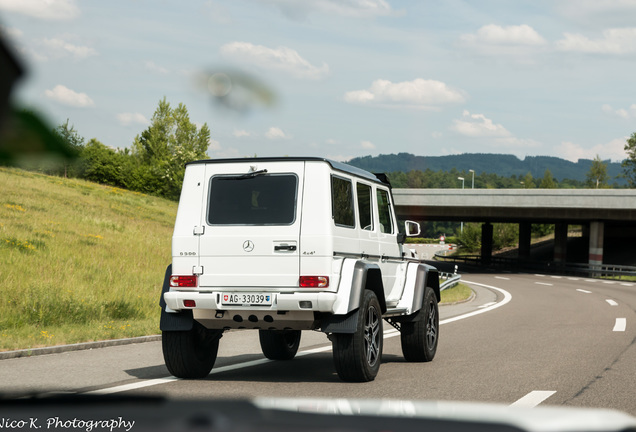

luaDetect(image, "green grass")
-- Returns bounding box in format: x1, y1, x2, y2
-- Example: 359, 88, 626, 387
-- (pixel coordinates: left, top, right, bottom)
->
0, 167, 176, 351
440, 283, 472, 304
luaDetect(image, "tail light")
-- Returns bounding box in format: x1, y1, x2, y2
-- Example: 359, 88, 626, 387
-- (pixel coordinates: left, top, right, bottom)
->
170, 275, 197, 288
299, 276, 329, 288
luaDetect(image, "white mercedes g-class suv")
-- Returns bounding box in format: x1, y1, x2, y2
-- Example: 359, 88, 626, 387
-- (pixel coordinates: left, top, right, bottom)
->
160, 157, 440, 382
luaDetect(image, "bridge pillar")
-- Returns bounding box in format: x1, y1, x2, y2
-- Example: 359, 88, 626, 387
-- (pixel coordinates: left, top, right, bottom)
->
589, 221, 604, 266
481, 222, 493, 265
554, 223, 568, 263
518, 222, 531, 259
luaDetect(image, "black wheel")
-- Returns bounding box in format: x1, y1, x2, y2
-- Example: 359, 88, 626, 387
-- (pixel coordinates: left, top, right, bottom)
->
332, 290, 383, 382
401, 286, 438, 362
162, 322, 222, 378
259, 329, 301, 360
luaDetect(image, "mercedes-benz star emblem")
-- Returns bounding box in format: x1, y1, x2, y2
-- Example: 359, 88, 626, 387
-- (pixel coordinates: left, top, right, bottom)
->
243, 240, 254, 252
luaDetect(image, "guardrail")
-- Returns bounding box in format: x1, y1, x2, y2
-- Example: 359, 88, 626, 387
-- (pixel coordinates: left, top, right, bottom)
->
434, 253, 636, 279
439, 265, 461, 291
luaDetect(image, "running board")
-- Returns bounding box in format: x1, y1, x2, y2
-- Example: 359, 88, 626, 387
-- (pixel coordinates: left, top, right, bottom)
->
383, 307, 409, 317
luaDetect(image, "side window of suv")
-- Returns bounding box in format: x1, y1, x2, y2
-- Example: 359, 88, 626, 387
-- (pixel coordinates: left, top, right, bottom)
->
376, 189, 394, 234
331, 176, 355, 228
356, 183, 373, 231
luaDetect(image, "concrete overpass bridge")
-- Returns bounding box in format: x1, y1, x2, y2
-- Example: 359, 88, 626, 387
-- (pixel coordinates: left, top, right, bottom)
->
393, 189, 636, 266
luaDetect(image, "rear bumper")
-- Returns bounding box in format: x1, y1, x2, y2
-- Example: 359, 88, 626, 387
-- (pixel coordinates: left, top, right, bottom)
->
164, 291, 339, 330
164, 291, 338, 313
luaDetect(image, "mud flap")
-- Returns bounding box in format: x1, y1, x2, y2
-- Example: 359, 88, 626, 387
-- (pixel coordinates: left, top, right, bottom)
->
320, 309, 359, 334
159, 264, 194, 331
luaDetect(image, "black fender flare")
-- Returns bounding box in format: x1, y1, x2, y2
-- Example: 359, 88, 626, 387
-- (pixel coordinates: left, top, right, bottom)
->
159, 264, 194, 331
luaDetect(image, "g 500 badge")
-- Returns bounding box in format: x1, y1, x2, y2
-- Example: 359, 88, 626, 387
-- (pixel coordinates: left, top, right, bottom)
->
179, 251, 197, 256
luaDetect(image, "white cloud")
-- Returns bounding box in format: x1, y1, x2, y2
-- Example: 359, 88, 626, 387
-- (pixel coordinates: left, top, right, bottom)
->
255, 0, 397, 20
220, 41, 329, 79
327, 154, 355, 162
233, 129, 252, 138
325, 138, 338, 145
116, 112, 149, 126
0, 0, 79, 20
461, 24, 547, 46
0, 25, 22, 39
265, 126, 290, 139
360, 140, 375, 149
556, 138, 627, 162
44, 85, 94, 107
451, 110, 511, 137
602, 103, 636, 119
344, 78, 466, 109
556, 28, 636, 54
41, 37, 97, 59
144, 60, 169, 74
208, 138, 221, 151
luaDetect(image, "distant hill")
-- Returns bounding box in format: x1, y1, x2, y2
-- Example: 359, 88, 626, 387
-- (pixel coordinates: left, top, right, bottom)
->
346, 153, 625, 183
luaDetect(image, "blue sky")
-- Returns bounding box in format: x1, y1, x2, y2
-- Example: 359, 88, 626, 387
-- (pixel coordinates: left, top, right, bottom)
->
1, 0, 635, 163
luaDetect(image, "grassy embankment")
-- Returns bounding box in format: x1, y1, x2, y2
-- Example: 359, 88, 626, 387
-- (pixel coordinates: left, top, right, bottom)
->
0, 167, 176, 351
440, 283, 472, 304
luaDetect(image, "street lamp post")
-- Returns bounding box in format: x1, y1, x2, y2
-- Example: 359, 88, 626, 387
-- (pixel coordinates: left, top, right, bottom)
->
457, 176, 464, 234
469, 169, 475, 189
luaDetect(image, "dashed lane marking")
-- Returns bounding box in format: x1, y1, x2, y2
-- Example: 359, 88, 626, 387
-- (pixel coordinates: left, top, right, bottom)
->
606, 299, 619, 306
576, 289, 592, 294
510, 391, 556, 407
535, 282, 553, 286
613, 318, 627, 332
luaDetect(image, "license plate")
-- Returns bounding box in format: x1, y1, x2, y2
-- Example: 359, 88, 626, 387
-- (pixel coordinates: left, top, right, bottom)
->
221, 293, 272, 306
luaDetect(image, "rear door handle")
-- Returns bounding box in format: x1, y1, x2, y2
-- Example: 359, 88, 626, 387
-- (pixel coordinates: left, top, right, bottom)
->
274, 245, 297, 251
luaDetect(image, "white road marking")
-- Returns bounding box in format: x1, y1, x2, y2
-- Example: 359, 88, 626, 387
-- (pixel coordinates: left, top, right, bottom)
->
606, 299, 619, 306
550, 276, 562, 279
567, 277, 579, 281
494, 276, 510, 280
510, 391, 556, 407
613, 318, 627, 332
535, 282, 553, 286
440, 281, 512, 325
84, 282, 512, 395
85, 377, 179, 395
584, 280, 596, 283
534, 274, 545, 277
621, 283, 634, 287
478, 302, 497, 309
576, 289, 592, 294
603, 281, 617, 285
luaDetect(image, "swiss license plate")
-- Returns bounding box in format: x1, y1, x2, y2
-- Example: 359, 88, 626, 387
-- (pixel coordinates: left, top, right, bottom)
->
221, 293, 272, 306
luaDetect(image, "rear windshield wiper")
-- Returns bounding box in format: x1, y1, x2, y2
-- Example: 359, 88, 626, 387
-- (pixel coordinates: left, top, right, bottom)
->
236, 169, 268, 179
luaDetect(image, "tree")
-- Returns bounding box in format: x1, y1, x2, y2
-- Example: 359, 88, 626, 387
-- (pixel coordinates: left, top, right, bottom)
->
521, 172, 535, 188
539, 169, 557, 189
132, 98, 211, 199
53, 119, 85, 178
622, 132, 636, 187
585, 155, 609, 188
80, 138, 127, 187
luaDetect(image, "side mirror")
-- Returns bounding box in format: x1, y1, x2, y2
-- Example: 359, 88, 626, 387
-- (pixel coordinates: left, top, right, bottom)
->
405, 220, 421, 237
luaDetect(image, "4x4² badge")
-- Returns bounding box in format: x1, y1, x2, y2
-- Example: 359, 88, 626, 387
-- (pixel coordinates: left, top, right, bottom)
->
243, 240, 254, 252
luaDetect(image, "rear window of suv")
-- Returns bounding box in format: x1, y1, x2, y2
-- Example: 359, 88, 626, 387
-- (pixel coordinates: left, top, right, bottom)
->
207, 174, 298, 225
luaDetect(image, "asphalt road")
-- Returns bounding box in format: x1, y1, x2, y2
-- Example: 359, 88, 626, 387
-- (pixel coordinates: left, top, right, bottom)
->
2, 273, 635, 416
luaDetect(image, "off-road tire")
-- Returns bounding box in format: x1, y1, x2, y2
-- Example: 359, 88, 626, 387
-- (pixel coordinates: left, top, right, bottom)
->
332, 290, 383, 382
400, 286, 438, 362
259, 329, 301, 360
162, 322, 222, 378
